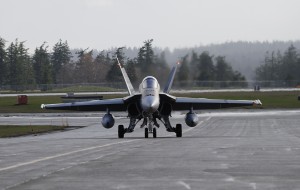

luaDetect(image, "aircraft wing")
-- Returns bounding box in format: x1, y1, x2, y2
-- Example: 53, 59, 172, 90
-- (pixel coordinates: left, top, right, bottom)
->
172, 97, 262, 110
41, 98, 127, 111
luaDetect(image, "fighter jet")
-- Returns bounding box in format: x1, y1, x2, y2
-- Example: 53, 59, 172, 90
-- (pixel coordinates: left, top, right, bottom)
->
41, 58, 262, 138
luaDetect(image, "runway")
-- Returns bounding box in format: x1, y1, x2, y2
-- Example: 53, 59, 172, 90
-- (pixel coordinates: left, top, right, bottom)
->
1, 110, 300, 189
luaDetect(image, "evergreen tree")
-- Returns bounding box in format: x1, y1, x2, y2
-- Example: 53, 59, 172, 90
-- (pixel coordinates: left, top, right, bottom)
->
177, 55, 189, 86
106, 47, 124, 82
6, 40, 31, 91
32, 43, 52, 90
256, 51, 275, 81
215, 56, 232, 81
144, 39, 154, 68
51, 40, 71, 84
126, 58, 137, 84
93, 51, 111, 82
197, 52, 215, 81
215, 56, 247, 87
0, 37, 7, 85
74, 49, 96, 83
255, 44, 299, 87
137, 46, 145, 70
6, 42, 18, 87
154, 51, 170, 83
137, 39, 154, 74
282, 44, 298, 82
189, 51, 199, 80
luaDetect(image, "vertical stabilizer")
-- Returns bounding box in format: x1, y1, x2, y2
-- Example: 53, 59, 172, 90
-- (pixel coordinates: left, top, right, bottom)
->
163, 62, 180, 94
116, 57, 135, 96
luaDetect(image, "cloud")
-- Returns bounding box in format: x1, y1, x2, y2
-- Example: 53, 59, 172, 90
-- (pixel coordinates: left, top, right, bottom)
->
84, 0, 113, 7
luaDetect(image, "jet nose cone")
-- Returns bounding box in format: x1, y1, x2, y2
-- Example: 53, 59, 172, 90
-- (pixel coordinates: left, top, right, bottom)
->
142, 96, 159, 113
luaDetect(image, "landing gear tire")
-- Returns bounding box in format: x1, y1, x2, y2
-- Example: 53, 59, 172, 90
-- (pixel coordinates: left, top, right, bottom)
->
176, 124, 182, 137
145, 128, 149, 138
153, 128, 157, 138
118, 125, 125, 138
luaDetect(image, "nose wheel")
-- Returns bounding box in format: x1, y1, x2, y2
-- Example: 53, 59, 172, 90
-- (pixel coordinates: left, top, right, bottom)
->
144, 128, 157, 138
153, 128, 157, 138
145, 128, 148, 138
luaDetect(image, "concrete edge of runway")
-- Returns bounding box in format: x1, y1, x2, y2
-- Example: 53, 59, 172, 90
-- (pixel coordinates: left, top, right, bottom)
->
1, 108, 300, 118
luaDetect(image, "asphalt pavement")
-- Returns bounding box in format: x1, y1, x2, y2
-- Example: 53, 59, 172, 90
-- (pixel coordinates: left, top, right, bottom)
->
1, 110, 300, 190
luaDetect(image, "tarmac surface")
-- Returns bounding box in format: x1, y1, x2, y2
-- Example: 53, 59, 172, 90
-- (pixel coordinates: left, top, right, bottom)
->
1, 110, 300, 189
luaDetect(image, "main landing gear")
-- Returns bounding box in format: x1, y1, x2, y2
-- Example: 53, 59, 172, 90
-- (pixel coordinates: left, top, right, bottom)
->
175, 124, 182, 137
118, 125, 125, 138
118, 115, 182, 138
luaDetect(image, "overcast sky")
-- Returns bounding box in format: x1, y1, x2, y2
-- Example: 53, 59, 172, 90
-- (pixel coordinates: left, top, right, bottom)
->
1, 0, 299, 52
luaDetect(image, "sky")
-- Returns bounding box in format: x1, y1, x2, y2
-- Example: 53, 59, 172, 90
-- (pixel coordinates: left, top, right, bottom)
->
0, 0, 299, 52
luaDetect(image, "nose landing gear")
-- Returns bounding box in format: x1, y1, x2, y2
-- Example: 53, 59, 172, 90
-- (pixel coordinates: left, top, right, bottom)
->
145, 128, 148, 138
141, 115, 158, 138
144, 126, 157, 138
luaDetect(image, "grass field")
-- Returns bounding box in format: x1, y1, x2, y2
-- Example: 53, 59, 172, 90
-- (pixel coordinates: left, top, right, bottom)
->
172, 91, 300, 109
0, 96, 63, 113
0, 91, 300, 113
0, 125, 78, 138
0, 85, 123, 94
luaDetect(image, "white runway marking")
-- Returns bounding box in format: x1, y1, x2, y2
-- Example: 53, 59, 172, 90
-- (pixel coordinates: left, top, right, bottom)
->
224, 177, 235, 182
0, 139, 139, 172
0, 116, 212, 172
249, 182, 257, 190
177, 181, 191, 189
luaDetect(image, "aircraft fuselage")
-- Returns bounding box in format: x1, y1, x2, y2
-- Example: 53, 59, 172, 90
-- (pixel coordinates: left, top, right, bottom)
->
139, 76, 160, 114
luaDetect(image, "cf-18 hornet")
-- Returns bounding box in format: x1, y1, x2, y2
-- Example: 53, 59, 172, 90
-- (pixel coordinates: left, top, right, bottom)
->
41, 58, 262, 138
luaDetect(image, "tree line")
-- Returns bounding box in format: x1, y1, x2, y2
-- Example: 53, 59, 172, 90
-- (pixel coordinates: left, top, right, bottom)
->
255, 45, 300, 86
0, 37, 253, 91
175, 51, 246, 88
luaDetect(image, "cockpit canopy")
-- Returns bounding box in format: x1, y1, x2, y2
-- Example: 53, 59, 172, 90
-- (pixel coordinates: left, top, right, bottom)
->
142, 77, 158, 89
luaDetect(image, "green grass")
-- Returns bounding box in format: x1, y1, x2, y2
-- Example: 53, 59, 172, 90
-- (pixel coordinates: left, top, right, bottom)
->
0, 96, 63, 113
0, 94, 126, 113
0, 125, 73, 138
48, 86, 123, 93
0, 86, 123, 94
172, 91, 300, 109
0, 91, 300, 113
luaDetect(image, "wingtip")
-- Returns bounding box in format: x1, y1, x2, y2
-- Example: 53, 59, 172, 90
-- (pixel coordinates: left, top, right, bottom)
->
253, 99, 262, 106
116, 57, 123, 68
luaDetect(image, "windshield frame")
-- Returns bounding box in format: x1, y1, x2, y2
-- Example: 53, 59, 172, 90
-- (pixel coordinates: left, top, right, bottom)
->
142, 78, 158, 89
